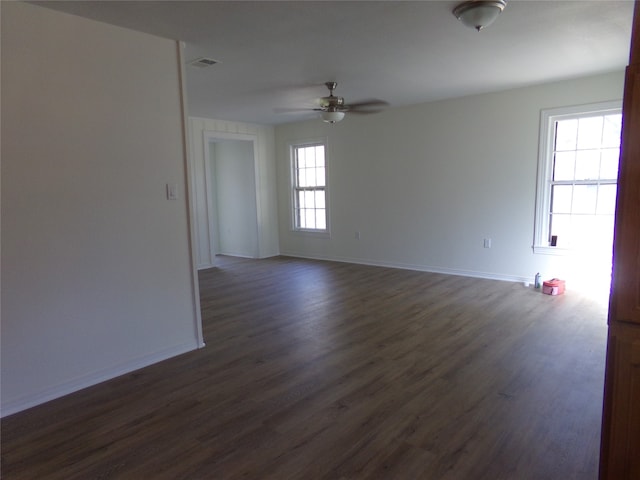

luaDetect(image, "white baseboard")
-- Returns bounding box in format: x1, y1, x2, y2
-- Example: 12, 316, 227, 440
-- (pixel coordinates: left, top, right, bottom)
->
217, 251, 256, 259
1, 341, 200, 418
198, 252, 280, 270
279, 251, 531, 284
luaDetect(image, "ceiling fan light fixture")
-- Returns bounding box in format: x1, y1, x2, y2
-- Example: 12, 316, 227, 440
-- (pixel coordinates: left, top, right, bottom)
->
453, 0, 506, 31
321, 110, 345, 123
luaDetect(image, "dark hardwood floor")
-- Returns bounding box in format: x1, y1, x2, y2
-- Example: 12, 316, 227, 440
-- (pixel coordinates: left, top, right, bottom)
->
1, 256, 608, 479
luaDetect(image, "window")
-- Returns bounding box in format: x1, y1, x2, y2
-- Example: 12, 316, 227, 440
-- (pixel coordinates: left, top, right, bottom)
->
291, 141, 328, 232
534, 101, 622, 254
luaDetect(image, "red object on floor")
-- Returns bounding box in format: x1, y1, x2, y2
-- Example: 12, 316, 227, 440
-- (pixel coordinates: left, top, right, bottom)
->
542, 278, 566, 296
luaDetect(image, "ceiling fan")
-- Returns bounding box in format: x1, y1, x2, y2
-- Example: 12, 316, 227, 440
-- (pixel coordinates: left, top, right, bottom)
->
313, 82, 388, 123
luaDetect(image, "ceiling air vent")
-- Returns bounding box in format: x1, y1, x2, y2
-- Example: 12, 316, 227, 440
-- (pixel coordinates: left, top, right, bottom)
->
189, 57, 219, 68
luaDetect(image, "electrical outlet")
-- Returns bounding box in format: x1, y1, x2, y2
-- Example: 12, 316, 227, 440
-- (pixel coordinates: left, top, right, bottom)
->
483, 238, 491, 248
355, 231, 361, 240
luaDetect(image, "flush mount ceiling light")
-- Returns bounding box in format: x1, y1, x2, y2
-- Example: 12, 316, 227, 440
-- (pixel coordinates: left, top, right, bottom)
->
453, 0, 506, 31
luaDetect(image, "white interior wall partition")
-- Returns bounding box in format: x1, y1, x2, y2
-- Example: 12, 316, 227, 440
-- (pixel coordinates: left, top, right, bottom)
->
1, 2, 202, 415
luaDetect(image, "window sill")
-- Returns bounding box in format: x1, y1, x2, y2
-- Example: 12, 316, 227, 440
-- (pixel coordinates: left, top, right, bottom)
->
292, 229, 331, 239
533, 245, 573, 256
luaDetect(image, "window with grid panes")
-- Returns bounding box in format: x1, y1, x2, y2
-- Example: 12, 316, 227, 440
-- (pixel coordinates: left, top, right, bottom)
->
292, 143, 327, 232
534, 102, 621, 254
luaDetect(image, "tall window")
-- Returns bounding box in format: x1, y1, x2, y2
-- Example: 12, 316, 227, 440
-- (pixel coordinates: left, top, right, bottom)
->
534, 101, 622, 254
291, 142, 328, 232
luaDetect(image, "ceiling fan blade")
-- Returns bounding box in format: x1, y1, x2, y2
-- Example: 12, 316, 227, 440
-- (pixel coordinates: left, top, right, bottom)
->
345, 99, 389, 113
282, 82, 388, 118
274, 107, 316, 113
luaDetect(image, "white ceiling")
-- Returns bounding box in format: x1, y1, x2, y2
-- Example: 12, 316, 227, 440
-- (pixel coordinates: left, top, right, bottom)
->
33, 1, 635, 125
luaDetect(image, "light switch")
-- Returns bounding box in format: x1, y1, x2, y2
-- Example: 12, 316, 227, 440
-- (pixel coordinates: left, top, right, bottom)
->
167, 183, 178, 200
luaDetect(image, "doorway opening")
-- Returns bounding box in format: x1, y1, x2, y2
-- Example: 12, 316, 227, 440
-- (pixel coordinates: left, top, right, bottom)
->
203, 132, 260, 266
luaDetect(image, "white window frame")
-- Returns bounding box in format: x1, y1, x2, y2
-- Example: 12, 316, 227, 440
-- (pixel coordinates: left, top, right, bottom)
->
533, 100, 622, 255
289, 138, 330, 237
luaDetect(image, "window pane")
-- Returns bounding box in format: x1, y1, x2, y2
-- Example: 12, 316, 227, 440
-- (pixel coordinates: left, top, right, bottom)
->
304, 209, 315, 229
304, 190, 315, 209
299, 166, 325, 188
600, 148, 619, 180
292, 143, 327, 231
577, 116, 604, 149
297, 208, 305, 228
316, 209, 326, 230
550, 213, 571, 247
308, 167, 317, 187
316, 146, 325, 167
306, 146, 316, 168
597, 184, 617, 215
298, 168, 308, 187
551, 185, 573, 214
316, 166, 325, 187
308, 168, 317, 187
555, 119, 578, 151
602, 114, 622, 148
572, 185, 597, 214
574, 149, 600, 180
571, 215, 597, 249
297, 148, 307, 169
553, 151, 575, 180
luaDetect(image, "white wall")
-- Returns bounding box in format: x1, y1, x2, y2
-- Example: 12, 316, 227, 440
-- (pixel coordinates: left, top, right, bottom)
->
1, 2, 202, 416
212, 140, 259, 257
275, 71, 625, 284
188, 117, 279, 268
